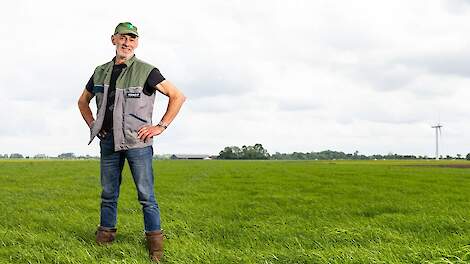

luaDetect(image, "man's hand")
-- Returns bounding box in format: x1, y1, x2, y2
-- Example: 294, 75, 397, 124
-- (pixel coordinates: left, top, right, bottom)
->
78, 89, 95, 128
88, 120, 95, 129
138, 125, 165, 142
97, 130, 108, 140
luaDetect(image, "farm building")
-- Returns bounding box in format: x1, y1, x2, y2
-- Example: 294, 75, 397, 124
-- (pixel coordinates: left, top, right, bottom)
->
170, 154, 212, 160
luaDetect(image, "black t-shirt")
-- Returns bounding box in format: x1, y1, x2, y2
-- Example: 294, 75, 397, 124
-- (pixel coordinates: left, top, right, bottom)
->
86, 66, 165, 132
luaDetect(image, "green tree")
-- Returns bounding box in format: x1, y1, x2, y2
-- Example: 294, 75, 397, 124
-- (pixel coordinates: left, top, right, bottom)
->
219, 144, 269, 160
9, 153, 23, 159
219, 146, 242, 159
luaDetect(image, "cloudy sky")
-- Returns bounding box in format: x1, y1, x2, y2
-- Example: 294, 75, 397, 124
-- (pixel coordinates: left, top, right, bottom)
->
1, 0, 470, 157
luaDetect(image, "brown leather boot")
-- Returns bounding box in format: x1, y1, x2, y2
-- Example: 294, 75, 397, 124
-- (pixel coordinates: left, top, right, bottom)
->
146, 230, 164, 262
95, 226, 117, 245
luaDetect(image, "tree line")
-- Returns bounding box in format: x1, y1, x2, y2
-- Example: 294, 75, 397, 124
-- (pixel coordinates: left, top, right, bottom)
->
3, 145, 470, 160
218, 144, 470, 160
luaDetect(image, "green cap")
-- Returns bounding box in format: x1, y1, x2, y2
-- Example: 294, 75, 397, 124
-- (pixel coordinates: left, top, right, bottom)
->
114, 22, 139, 37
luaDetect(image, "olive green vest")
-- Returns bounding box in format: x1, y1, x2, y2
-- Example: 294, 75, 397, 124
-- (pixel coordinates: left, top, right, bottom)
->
88, 56, 156, 151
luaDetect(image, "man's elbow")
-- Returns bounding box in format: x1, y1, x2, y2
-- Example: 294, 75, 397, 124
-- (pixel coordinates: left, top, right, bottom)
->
173, 91, 186, 103
78, 97, 89, 109
168, 89, 186, 104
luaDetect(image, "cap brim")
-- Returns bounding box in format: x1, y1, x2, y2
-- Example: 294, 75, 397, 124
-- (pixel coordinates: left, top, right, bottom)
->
115, 30, 139, 37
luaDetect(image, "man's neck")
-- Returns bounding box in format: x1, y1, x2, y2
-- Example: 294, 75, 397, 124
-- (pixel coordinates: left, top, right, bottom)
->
115, 54, 133, 65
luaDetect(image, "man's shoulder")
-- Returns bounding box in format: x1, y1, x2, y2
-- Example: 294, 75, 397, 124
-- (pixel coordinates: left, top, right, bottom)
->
91, 60, 113, 82
133, 57, 156, 69
94, 60, 114, 72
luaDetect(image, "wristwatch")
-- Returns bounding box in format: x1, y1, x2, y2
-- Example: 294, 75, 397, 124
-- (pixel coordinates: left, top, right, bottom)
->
156, 121, 169, 129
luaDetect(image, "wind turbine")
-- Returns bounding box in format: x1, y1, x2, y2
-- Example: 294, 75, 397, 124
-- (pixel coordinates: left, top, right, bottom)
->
431, 123, 443, 160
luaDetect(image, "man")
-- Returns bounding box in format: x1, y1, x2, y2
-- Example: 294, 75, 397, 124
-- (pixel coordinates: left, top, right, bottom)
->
77, 22, 186, 262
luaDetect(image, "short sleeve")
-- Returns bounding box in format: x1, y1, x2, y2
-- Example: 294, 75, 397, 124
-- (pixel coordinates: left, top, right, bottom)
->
143, 68, 166, 95
146, 68, 166, 87
85, 74, 94, 94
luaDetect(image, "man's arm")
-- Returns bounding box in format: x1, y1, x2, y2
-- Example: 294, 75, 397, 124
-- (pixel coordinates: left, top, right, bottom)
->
78, 89, 95, 128
138, 80, 186, 141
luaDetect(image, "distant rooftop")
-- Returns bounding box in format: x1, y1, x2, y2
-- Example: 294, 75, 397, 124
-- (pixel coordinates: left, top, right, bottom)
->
170, 154, 212, 160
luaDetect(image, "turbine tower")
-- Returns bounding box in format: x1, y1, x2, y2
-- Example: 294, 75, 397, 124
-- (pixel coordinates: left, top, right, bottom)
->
431, 124, 442, 160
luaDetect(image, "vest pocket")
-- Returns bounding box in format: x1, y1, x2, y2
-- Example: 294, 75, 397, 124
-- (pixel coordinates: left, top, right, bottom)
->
129, 113, 148, 123
123, 87, 155, 136
127, 113, 148, 132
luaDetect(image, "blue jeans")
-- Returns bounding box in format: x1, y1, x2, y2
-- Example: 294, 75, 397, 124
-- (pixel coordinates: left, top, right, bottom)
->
99, 132, 161, 232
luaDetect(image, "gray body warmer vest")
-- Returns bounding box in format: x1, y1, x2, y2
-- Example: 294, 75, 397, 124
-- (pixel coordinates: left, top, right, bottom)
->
88, 56, 156, 151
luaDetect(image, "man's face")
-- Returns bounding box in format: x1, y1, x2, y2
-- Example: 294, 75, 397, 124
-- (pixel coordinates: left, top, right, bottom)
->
111, 33, 139, 60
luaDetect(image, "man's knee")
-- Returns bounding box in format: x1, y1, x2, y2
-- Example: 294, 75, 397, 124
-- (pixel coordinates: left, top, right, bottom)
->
101, 185, 119, 202
138, 191, 157, 207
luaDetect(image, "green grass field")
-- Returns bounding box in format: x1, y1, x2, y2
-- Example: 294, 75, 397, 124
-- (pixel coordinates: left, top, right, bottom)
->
2, 159, 470, 263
